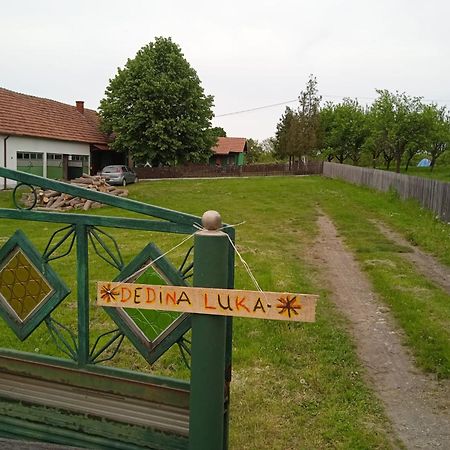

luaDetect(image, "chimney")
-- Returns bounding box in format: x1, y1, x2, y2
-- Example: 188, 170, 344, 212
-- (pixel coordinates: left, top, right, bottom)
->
76, 101, 84, 114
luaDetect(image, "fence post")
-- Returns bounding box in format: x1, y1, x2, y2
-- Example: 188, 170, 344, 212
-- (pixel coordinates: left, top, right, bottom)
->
189, 210, 229, 450
75, 223, 90, 366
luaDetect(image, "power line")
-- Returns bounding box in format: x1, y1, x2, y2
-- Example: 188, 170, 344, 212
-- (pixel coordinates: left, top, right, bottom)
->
215, 99, 298, 117
215, 94, 450, 118
214, 94, 371, 117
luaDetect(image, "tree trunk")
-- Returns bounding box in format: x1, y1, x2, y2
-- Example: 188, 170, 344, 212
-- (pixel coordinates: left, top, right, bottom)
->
430, 157, 436, 172
405, 155, 414, 172
371, 151, 381, 168
395, 155, 401, 173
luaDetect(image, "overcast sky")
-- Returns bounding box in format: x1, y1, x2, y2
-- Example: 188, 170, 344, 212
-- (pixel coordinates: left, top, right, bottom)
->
1, 0, 449, 140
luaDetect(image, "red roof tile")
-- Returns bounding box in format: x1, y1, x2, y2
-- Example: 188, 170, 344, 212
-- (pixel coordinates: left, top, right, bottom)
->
0, 87, 109, 144
213, 137, 247, 155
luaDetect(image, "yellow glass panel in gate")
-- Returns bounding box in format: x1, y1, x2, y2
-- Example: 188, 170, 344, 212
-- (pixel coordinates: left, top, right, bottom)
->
0, 247, 53, 322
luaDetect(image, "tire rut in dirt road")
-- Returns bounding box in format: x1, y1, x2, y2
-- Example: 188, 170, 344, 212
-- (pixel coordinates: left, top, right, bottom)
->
374, 221, 450, 296
312, 213, 450, 449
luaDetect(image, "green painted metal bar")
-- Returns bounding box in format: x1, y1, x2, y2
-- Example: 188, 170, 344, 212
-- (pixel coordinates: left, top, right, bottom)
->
0, 350, 190, 395
76, 224, 90, 366
0, 167, 200, 225
89, 329, 124, 363
42, 225, 76, 261
45, 318, 78, 360
189, 212, 229, 450
0, 209, 196, 234
0, 414, 189, 450
88, 227, 124, 270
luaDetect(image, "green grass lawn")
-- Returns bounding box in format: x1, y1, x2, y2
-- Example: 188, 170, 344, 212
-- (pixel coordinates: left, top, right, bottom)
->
399, 165, 450, 182
370, 162, 450, 182
1, 175, 449, 448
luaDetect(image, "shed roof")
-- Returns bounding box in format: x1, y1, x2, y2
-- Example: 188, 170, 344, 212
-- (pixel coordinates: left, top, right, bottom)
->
0, 87, 109, 145
212, 137, 247, 155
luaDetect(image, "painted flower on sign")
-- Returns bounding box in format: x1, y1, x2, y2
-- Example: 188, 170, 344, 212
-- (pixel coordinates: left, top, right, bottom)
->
100, 283, 119, 303
276, 295, 302, 318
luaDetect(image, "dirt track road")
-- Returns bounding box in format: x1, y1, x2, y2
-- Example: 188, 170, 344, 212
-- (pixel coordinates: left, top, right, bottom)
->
312, 213, 450, 449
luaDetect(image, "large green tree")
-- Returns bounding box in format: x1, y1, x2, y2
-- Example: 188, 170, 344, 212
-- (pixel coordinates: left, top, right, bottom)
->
245, 138, 276, 163
274, 75, 322, 167
403, 103, 435, 171
370, 90, 427, 173
319, 99, 368, 165
295, 75, 322, 161
425, 105, 450, 170
274, 106, 296, 163
99, 37, 216, 166
369, 91, 396, 169
246, 138, 264, 163
363, 106, 388, 168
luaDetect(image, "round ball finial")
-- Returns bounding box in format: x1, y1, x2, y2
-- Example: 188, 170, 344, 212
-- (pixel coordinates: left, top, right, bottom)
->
201, 210, 222, 231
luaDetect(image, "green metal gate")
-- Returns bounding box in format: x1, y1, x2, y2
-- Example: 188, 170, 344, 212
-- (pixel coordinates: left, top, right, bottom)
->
0, 168, 234, 449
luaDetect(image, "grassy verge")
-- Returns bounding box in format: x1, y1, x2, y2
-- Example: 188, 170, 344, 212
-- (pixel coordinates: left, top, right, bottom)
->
398, 165, 450, 183
368, 162, 450, 182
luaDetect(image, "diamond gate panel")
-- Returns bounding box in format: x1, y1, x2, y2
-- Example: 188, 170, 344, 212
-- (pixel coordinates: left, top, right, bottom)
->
0, 248, 53, 321
0, 230, 70, 340
103, 242, 192, 365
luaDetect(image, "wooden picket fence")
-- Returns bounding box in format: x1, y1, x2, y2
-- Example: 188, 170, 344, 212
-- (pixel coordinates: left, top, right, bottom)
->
135, 162, 323, 179
323, 162, 450, 222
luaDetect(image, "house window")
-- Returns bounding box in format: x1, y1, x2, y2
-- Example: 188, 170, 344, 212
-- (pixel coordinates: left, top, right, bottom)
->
16, 152, 43, 176
67, 154, 89, 179
70, 155, 86, 162
47, 153, 63, 179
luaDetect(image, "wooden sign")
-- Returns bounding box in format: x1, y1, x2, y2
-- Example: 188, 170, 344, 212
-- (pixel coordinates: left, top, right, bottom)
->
97, 282, 318, 322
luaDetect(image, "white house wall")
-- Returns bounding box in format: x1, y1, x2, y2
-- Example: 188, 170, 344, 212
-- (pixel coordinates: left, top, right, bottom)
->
0, 135, 90, 189
0, 134, 4, 187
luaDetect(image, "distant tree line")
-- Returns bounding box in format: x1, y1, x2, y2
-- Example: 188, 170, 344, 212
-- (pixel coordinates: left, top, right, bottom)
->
272, 76, 450, 172
103, 39, 450, 172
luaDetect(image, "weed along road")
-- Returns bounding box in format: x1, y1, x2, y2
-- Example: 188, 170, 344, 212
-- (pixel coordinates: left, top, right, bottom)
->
97, 282, 318, 322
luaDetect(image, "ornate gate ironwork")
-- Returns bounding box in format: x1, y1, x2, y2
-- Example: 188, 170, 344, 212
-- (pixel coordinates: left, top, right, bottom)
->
0, 168, 234, 449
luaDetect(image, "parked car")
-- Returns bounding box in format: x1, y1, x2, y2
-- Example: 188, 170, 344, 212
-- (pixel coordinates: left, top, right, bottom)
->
100, 165, 138, 186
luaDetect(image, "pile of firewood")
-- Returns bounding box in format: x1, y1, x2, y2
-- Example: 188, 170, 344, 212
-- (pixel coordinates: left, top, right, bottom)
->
24, 174, 128, 211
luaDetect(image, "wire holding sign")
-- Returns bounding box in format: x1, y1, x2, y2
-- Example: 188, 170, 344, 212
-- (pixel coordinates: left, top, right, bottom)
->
97, 282, 318, 323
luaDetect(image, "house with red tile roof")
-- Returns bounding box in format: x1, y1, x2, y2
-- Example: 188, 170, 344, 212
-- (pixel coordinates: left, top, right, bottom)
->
211, 137, 247, 166
0, 87, 124, 188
